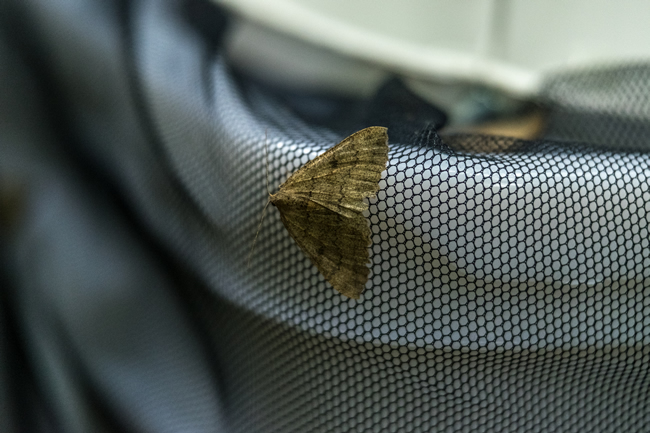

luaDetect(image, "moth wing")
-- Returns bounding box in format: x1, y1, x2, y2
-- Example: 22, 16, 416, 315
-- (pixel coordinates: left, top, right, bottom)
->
280, 126, 389, 218
274, 199, 372, 299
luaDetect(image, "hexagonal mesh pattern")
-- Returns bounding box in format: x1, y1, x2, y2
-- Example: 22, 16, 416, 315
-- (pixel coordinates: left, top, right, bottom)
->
124, 5, 650, 431
144, 51, 649, 431
192, 122, 650, 432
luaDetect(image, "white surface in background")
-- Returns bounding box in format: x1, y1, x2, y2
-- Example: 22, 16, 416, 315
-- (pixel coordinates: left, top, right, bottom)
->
218, 0, 650, 96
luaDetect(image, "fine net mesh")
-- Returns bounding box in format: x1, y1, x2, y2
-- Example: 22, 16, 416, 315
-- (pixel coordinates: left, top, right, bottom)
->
178, 60, 650, 433
165, 9, 650, 433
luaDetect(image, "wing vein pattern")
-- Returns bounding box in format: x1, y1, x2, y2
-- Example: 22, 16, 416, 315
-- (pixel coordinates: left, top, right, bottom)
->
270, 126, 389, 299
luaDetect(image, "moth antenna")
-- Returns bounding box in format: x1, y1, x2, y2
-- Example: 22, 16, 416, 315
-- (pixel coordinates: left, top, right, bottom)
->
265, 129, 271, 196
248, 131, 272, 268
247, 198, 271, 268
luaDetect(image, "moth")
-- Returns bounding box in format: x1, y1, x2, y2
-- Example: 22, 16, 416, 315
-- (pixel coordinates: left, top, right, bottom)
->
268, 126, 389, 299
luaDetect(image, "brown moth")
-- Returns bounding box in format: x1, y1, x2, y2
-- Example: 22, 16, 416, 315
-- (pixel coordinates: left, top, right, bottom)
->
270, 126, 389, 299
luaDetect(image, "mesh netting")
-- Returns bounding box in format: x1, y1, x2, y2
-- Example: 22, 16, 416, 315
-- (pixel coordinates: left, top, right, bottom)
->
193, 106, 650, 432
2, 0, 650, 432
173, 49, 650, 433
543, 63, 650, 150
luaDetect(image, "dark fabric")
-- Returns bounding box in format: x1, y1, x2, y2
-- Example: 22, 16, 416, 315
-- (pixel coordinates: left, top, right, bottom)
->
1, 0, 650, 432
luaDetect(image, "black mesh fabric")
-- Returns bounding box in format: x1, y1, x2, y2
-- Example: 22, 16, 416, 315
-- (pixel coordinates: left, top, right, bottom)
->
543, 63, 650, 150
1, 0, 650, 432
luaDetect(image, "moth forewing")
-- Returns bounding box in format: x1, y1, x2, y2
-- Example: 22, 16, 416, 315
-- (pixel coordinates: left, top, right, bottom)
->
270, 126, 389, 299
